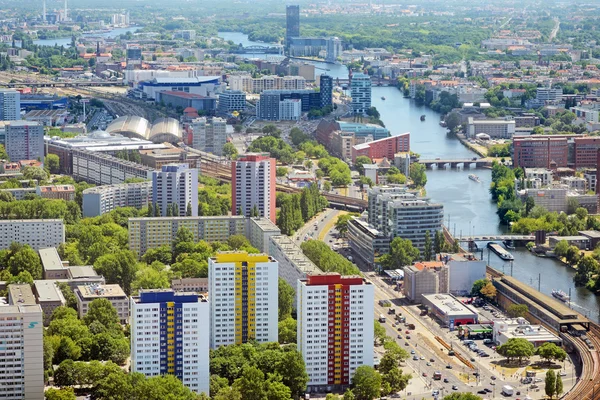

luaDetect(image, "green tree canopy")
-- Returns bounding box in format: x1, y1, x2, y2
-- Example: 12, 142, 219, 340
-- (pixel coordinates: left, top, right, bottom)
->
351, 365, 381, 400
379, 237, 420, 270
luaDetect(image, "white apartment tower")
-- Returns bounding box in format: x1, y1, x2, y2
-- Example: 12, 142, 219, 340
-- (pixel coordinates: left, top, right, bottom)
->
232, 153, 276, 223
0, 304, 44, 400
0, 89, 20, 121
208, 252, 278, 349
350, 73, 371, 115
189, 117, 227, 156
297, 274, 374, 390
5, 121, 43, 162
130, 289, 209, 395
151, 164, 198, 217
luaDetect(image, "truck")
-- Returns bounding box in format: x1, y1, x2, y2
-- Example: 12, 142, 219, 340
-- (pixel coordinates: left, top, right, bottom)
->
501, 385, 514, 396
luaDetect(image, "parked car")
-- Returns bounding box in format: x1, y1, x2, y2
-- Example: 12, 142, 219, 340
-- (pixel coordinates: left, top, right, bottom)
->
411, 350, 416, 354
443, 378, 449, 383
452, 385, 458, 390
413, 355, 419, 361
446, 365, 453, 369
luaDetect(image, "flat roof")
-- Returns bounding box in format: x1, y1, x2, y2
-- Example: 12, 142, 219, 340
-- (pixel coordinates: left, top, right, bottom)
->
8, 284, 36, 305
68, 266, 99, 279
422, 293, 478, 317
34, 280, 66, 303
76, 284, 126, 299
579, 230, 600, 239
0, 304, 42, 314
495, 319, 560, 342
39, 247, 64, 271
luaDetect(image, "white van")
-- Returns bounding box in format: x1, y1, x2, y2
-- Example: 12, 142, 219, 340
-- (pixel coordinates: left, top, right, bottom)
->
502, 385, 514, 396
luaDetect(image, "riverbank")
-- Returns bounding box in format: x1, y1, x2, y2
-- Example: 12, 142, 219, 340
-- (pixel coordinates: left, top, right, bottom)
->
456, 133, 488, 157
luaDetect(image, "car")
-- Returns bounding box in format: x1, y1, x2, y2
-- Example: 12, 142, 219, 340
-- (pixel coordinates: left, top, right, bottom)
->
411, 350, 416, 354
432, 390, 439, 396
422, 372, 428, 377
406, 335, 411, 339
490, 381, 495, 386
477, 390, 487, 395
452, 385, 458, 390
491, 376, 497, 380
405, 330, 410, 334
470, 358, 476, 362
397, 334, 402, 339
473, 372, 480, 377
430, 358, 435, 362
446, 365, 453, 369
420, 356, 425, 360
426, 362, 431, 366
530, 384, 539, 389
413, 355, 419, 361
443, 378, 449, 383
481, 353, 490, 357
559, 371, 567, 377
405, 342, 409, 346
484, 388, 492, 393
534, 378, 543, 383
392, 323, 397, 327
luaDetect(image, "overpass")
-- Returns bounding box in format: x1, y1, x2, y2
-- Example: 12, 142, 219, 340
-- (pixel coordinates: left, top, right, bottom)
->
5, 81, 126, 88
456, 235, 534, 242
418, 158, 493, 169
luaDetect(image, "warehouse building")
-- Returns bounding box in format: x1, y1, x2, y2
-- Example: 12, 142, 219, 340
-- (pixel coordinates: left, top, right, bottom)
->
422, 293, 478, 329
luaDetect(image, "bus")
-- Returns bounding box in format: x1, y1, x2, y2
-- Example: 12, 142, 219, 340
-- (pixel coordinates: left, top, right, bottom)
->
433, 372, 442, 381
379, 314, 386, 323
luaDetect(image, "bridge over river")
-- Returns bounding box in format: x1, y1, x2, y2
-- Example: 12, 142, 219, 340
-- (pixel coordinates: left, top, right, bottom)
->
418, 158, 494, 169
455, 235, 534, 242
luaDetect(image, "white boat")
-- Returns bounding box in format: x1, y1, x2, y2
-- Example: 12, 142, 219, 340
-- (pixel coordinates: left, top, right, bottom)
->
552, 289, 570, 302
469, 174, 480, 183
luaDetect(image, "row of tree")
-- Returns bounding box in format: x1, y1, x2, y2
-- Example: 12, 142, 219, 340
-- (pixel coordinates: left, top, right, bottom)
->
276, 184, 328, 235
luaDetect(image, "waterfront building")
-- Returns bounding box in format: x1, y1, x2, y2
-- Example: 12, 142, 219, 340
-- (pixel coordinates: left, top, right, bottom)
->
297, 274, 374, 390
351, 133, 410, 162
151, 164, 198, 217
466, 118, 516, 139
286, 5, 300, 50
0, 219, 64, 250
229, 75, 306, 94
75, 284, 129, 323
513, 136, 569, 169
0, 89, 20, 121
350, 73, 372, 115
82, 181, 152, 217
5, 121, 44, 162
218, 90, 246, 113
232, 154, 276, 223
188, 117, 227, 156
403, 261, 449, 303
0, 301, 43, 400
130, 290, 209, 395
325, 38, 342, 63
255, 89, 324, 120
208, 252, 278, 348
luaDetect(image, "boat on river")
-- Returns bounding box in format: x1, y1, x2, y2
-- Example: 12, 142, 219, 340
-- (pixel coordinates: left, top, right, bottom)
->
552, 289, 570, 302
420, 115, 426, 121
503, 240, 516, 250
487, 242, 514, 261
468, 174, 480, 183
381, 96, 386, 100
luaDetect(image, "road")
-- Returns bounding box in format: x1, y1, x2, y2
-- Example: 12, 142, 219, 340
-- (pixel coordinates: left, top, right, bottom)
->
549, 17, 560, 42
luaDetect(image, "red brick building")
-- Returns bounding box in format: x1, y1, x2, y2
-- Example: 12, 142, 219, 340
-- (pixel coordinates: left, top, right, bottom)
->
513, 136, 569, 168
351, 132, 410, 162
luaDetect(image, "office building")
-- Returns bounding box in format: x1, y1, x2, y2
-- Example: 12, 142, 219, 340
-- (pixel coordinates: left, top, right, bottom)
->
140, 146, 200, 169
33, 280, 66, 325
319, 75, 333, 108
171, 278, 208, 293
208, 252, 278, 348
289, 63, 316, 81
255, 89, 323, 120
138, 77, 220, 101
0, 219, 64, 250
130, 290, 209, 395
367, 186, 444, 250
279, 98, 302, 121
493, 318, 561, 347
218, 90, 246, 113
152, 164, 198, 217
71, 148, 154, 185
8, 284, 37, 306
82, 181, 152, 217
128, 216, 280, 257
442, 253, 487, 296
0, 89, 20, 121
286, 5, 300, 50
350, 73, 371, 115
347, 217, 390, 264
5, 121, 44, 162
573, 136, 600, 169
188, 117, 227, 155
536, 87, 563, 102
403, 261, 449, 303
297, 274, 374, 390
232, 153, 276, 223
0, 302, 43, 400
466, 118, 516, 139
351, 132, 410, 162
156, 91, 217, 113
75, 284, 129, 323
229, 75, 306, 94
325, 37, 342, 63
513, 136, 569, 169
126, 47, 142, 60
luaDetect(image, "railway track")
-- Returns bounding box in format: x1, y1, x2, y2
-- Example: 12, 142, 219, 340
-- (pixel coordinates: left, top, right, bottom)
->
564, 325, 600, 400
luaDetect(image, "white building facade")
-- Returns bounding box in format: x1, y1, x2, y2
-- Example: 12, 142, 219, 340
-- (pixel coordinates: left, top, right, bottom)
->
189, 117, 227, 156
0, 219, 64, 250
151, 164, 198, 217
0, 89, 20, 121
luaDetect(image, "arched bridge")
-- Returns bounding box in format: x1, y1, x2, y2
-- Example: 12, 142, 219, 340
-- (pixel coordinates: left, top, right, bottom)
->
456, 235, 534, 242
418, 158, 494, 169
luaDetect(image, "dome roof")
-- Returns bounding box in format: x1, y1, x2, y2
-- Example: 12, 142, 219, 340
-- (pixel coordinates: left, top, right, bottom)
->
89, 130, 112, 139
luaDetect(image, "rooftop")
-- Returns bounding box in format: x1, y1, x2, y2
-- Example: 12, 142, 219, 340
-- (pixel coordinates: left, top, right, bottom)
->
76, 284, 127, 299
579, 230, 600, 239
33, 280, 66, 303
422, 293, 478, 317
0, 304, 43, 315
39, 247, 65, 271
8, 284, 36, 305
160, 91, 216, 100
38, 185, 75, 193
68, 266, 99, 279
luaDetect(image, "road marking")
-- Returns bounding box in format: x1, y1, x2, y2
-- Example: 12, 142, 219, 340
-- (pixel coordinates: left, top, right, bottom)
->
318, 210, 347, 241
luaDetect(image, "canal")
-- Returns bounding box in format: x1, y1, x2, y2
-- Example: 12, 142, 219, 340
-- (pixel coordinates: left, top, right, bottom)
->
223, 32, 600, 322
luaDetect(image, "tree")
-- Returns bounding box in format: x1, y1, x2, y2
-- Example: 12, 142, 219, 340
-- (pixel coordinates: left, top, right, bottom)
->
45, 154, 60, 174
553, 240, 569, 258
545, 369, 556, 399
566, 245, 582, 268
83, 298, 120, 330
186, 202, 192, 216
276, 167, 288, 177
382, 367, 411, 395
335, 214, 353, 237
54, 337, 82, 364
278, 278, 294, 321
228, 234, 251, 250
567, 198, 579, 215
555, 374, 563, 398
354, 156, 372, 175
536, 342, 567, 364
409, 163, 427, 187
278, 317, 296, 344
443, 394, 483, 400
434, 230, 444, 254
575, 254, 598, 286
445, 112, 461, 131
8, 244, 42, 279
480, 282, 497, 300
323, 181, 332, 192
141, 245, 172, 265
496, 338, 535, 364
471, 279, 489, 297
423, 230, 432, 261
53, 359, 78, 387
232, 366, 266, 400
506, 304, 528, 318
0, 144, 9, 161
93, 250, 138, 295
214, 387, 243, 400
351, 365, 381, 400
223, 142, 238, 159
23, 166, 49, 181
379, 237, 420, 269
45, 387, 76, 400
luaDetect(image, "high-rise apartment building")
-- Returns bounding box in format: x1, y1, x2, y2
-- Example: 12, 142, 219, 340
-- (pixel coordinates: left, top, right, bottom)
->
0, 294, 44, 400
218, 90, 246, 113
0, 219, 64, 250
5, 121, 43, 162
286, 5, 300, 51
130, 289, 209, 395
350, 73, 372, 115
319, 75, 333, 108
297, 274, 374, 390
232, 154, 276, 223
189, 117, 227, 156
208, 252, 278, 348
82, 181, 152, 217
152, 164, 198, 217
0, 89, 20, 121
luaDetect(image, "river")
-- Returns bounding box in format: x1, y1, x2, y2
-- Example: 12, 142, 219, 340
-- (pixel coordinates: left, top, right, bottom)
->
222, 32, 600, 322
33, 26, 144, 47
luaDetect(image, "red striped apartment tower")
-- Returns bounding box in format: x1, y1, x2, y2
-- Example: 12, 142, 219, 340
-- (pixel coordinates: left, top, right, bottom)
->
297, 273, 374, 392
231, 153, 276, 223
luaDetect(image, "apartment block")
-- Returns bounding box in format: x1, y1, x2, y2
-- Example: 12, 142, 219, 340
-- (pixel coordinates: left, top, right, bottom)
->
5, 121, 44, 162
351, 132, 410, 162
128, 216, 279, 257
232, 153, 276, 223
130, 290, 209, 395
75, 284, 129, 323
82, 181, 152, 217
208, 252, 278, 348
218, 90, 246, 113
72, 148, 153, 185
0, 219, 64, 250
0, 89, 20, 121
170, 278, 208, 293
188, 117, 227, 156
229, 75, 306, 94
403, 261, 450, 303
297, 274, 374, 390
350, 73, 371, 115
36, 185, 75, 201
0, 303, 43, 400
152, 164, 198, 217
